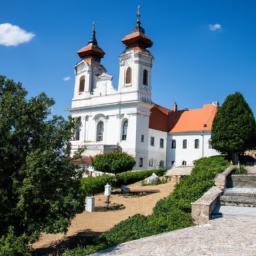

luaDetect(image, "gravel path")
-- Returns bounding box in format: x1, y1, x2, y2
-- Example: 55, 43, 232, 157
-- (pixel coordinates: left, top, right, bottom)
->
95, 216, 256, 256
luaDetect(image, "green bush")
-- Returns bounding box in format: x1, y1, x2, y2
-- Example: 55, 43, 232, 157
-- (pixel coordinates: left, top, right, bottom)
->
0, 227, 31, 256
92, 152, 136, 175
80, 169, 166, 196
64, 156, 228, 255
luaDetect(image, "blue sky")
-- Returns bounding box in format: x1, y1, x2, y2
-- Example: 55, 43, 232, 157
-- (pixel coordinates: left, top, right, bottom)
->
0, 0, 255, 116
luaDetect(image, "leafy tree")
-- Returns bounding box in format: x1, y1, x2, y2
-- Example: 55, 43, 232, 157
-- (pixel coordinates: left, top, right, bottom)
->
211, 92, 256, 163
92, 151, 136, 176
0, 76, 84, 243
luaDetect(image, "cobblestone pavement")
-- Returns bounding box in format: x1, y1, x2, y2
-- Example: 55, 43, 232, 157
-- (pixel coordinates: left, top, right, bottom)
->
95, 216, 256, 256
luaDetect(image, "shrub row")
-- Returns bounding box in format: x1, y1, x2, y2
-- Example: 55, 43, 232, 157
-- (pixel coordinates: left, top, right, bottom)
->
63, 156, 228, 255
80, 169, 166, 196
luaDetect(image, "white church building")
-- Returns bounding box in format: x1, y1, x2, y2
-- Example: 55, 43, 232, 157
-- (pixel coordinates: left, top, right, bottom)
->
70, 12, 219, 170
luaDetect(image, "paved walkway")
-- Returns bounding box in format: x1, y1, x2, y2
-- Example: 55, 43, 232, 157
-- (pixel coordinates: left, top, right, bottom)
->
95, 216, 256, 256
165, 166, 193, 176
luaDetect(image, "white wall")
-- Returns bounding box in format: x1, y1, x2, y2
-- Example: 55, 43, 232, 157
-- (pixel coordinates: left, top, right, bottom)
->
147, 128, 167, 169
167, 132, 219, 167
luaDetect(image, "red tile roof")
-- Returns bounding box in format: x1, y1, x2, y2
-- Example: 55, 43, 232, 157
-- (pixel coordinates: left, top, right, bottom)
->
149, 104, 218, 133
122, 31, 153, 49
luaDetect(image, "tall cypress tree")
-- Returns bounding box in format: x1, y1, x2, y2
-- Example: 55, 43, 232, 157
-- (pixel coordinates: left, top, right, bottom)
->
211, 92, 256, 163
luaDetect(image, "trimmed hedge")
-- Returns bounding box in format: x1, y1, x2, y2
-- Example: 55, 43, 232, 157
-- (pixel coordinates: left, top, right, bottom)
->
63, 156, 228, 256
80, 169, 166, 196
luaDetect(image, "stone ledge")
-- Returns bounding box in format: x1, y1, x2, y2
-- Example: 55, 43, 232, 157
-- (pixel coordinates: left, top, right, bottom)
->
191, 186, 222, 225
214, 165, 235, 190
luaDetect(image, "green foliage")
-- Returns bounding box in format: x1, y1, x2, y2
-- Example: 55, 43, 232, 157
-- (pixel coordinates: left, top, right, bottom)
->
211, 92, 256, 159
0, 76, 84, 242
0, 227, 31, 256
63, 156, 228, 255
92, 151, 136, 175
80, 169, 166, 196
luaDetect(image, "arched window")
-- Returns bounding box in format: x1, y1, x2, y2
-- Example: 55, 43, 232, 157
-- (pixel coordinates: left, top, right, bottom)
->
143, 69, 148, 85
182, 139, 187, 149
171, 140, 176, 149
121, 120, 128, 141
79, 76, 85, 93
194, 139, 199, 149
74, 117, 81, 141
182, 160, 187, 166
125, 67, 132, 84
96, 121, 104, 142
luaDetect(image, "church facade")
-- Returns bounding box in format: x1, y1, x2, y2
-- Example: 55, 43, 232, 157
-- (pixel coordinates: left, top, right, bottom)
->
70, 13, 219, 170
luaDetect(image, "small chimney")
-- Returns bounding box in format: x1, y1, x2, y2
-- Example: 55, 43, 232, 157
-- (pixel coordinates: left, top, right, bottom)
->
172, 102, 178, 112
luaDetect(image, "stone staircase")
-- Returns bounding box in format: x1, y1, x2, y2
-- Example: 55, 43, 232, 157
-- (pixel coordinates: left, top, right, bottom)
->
213, 174, 256, 218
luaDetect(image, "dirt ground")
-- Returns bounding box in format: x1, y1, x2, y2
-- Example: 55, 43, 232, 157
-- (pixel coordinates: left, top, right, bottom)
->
33, 178, 177, 250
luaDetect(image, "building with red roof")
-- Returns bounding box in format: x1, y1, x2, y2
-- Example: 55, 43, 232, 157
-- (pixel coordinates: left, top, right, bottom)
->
70, 7, 219, 170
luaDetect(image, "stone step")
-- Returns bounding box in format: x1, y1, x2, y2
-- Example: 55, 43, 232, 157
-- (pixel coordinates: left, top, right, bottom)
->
220, 188, 256, 207
212, 205, 256, 218
227, 175, 256, 188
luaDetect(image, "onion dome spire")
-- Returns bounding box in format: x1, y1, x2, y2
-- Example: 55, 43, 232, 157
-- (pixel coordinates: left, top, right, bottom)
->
77, 22, 105, 62
122, 5, 153, 50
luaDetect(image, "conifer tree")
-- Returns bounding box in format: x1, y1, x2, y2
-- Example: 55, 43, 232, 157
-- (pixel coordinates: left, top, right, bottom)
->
211, 92, 256, 163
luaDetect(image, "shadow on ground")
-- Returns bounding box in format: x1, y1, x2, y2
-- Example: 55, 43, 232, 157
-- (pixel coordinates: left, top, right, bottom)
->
32, 230, 100, 256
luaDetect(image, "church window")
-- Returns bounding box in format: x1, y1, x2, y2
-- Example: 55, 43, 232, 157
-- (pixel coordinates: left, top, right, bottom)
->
125, 67, 132, 84
73, 117, 81, 141
150, 136, 155, 146
96, 121, 104, 142
159, 160, 165, 168
139, 158, 143, 167
182, 160, 187, 166
160, 138, 164, 148
171, 140, 176, 149
194, 139, 199, 149
208, 139, 212, 149
182, 139, 187, 149
121, 119, 128, 141
79, 76, 85, 93
143, 69, 148, 85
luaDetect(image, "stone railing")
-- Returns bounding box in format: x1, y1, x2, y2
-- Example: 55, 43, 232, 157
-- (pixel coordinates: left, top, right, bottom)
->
191, 165, 235, 225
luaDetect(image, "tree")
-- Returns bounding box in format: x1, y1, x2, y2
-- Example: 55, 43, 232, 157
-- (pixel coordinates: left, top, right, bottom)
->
211, 92, 256, 163
0, 76, 84, 244
92, 151, 136, 176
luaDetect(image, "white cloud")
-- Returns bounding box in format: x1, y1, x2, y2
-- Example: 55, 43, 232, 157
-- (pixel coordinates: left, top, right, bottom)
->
209, 23, 222, 32
0, 23, 35, 46
63, 76, 71, 81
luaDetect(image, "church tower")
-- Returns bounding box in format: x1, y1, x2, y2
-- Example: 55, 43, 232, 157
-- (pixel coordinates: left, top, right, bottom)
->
73, 23, 106, 99
118, 6, 154, 103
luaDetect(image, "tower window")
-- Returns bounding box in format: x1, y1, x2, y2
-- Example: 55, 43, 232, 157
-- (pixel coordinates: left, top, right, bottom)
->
121, 119, 128, 141
171, 140, 176, 149
194, 139, 199, 149
79, 76, 85, 93
182, 139, 187, 149
73, 117, 81, 141
96, 121, 104, 142
160, 138, 164, 148
143, 69, 148, 85
125, 67, 132, 84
